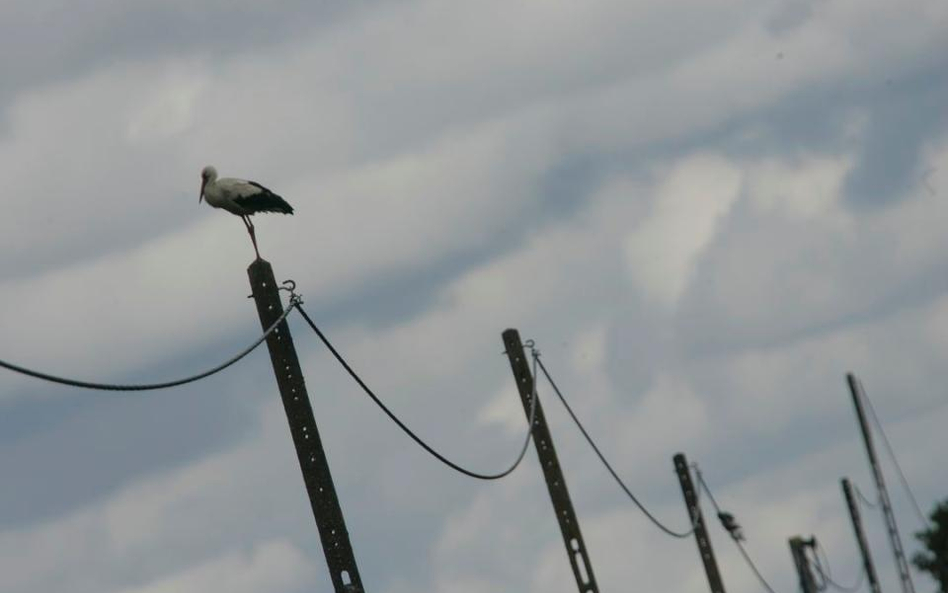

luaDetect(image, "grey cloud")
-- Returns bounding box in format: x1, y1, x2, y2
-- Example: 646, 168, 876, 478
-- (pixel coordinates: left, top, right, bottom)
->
0, 347, 269, 530
765, 0, 820, 35
843, 71, 948, 207
0, 0, 370, 114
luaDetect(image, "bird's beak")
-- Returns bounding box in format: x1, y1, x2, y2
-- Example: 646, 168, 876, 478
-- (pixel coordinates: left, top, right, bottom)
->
199, 179, 206, 203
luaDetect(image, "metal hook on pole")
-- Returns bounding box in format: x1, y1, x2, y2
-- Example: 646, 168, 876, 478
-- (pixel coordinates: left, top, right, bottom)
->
251, 278, 303, 303
280, 279, 303, 305
502, 338, 537, 356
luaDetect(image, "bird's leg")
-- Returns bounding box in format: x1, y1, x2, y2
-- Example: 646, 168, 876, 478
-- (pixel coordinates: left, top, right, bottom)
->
242, 216, 261, 260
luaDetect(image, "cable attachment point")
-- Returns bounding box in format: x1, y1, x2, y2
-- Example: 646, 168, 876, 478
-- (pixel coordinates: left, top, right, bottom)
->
280, 279, 304, 306
524, 339, 540, 360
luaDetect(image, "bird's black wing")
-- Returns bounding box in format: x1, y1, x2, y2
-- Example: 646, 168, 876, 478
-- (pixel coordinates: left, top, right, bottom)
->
234, 181, 295, 215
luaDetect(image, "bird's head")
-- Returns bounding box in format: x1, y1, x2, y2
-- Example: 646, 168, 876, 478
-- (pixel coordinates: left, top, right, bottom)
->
199, 165, 217, 203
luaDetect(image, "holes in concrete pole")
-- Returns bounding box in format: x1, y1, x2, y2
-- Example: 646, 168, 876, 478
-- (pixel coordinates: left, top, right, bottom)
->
574, 549, 590, 585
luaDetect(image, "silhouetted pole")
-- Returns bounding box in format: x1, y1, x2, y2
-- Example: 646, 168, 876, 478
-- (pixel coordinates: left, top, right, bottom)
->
842, 478, 883, 593
674, 453, 726, 593
249, 259, 364, 592
847, 373, 914, 593
789, 536, 818, 593
502, 329, 599, 593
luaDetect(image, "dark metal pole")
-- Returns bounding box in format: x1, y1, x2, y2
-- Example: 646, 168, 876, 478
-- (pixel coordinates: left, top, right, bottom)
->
674, 453, 726, 593
789, 536, 818, 593
502, 329, 599, 593
249, 259, 364, 593
847, 373, 915, 593
842, 478, 883, 593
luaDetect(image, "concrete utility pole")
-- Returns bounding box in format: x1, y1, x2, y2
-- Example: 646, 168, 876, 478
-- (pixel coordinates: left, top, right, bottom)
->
841, 477, 883, 593
789, 536, 818, 593
249, 260, 364, 593
847, 373, 915, 593
502, 329, 599, 593
674, 453, 726, 593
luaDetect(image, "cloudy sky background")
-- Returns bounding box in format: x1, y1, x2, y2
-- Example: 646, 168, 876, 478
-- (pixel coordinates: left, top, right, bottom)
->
1, 0, 947, 591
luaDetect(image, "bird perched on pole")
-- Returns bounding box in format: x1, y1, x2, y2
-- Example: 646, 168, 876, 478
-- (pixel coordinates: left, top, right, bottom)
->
199, 165, 294, 260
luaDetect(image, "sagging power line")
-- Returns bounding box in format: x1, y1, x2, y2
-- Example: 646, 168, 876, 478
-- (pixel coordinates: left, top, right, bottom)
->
296, 302, 538, 481
536, 357, 696, 539
694, 464, 781, 593
0, 297, 294, 391
812, 537, 865, 593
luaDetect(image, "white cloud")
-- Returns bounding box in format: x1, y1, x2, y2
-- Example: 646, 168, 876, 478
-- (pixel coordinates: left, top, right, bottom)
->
745, 155, 851, 220
624, 154, 742, 307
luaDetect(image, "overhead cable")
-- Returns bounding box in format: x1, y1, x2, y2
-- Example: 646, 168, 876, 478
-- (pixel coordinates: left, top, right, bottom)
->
535, 357, 694, 539
859, 386, 929, 528
294, 302, 536, 481
854, 484, 878, 509
812, 538, 865, 593
0, 301, 294, 391
695, 465, 781, 593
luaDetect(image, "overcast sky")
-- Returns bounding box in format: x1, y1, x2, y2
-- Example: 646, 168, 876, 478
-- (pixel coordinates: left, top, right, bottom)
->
1, 1, 947, 592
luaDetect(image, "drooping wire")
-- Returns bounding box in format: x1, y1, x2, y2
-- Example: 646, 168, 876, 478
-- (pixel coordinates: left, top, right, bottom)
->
535, 357, 694, 539
858, 383, 929, 528
294, 302, 536, 481
811, 549, 828, 592
694, 465, 781, 593
812, 538, 865, 593
854, 484, 878, 509
0, 301, 294, 391
736, 539, 781, 593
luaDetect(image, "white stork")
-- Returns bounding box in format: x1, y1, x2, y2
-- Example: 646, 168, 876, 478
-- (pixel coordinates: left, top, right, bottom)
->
199, 165, 294, 259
